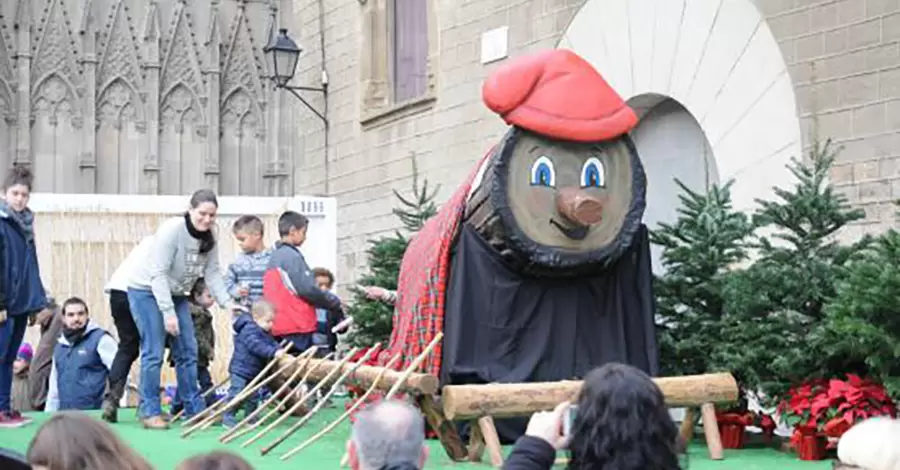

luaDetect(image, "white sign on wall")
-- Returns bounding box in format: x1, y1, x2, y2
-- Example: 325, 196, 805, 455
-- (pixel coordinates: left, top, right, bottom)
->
481, 26, 509, 64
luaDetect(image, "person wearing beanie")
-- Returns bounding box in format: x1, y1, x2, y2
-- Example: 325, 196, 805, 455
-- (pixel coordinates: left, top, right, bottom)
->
12, 343, 33, 412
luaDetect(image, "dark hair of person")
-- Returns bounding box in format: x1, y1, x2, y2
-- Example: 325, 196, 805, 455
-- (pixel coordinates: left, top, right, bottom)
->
27, 412, 153, 470
4, 165, 34, 191
61, 297, 89, 316
277, 211, 309, 237
232, 215, 264, 235
176, 451, 254, 470
190, 278, 207, 304
567, 363, 682, 470
312, 267, 335, 288
185, 188, 218, 254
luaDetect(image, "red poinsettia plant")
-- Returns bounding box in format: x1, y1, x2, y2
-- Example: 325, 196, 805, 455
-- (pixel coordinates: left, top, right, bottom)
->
778, 374, 897, 440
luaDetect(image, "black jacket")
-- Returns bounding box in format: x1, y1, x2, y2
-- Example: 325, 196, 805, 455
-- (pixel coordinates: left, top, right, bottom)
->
502, 436, 557, 470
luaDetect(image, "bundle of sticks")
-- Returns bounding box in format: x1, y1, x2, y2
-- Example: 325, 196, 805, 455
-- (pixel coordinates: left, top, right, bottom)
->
172, 333, 445, 462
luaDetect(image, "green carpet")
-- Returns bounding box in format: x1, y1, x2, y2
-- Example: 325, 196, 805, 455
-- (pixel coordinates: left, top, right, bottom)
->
0, 408, 832, 470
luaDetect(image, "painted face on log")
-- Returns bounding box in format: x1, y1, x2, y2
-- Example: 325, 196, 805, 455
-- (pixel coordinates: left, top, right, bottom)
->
506, 131, 637, 251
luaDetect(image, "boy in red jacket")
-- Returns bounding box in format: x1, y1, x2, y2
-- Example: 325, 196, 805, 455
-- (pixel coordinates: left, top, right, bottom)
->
263, 211, 344, 353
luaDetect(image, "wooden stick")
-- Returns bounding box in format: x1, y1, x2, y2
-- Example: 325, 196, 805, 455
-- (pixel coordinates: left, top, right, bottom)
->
334, 332, 444, 467
220, 350, 335, 444
171, 375, 232, 423
182, 343, 298, 437
478, 416, 504, 468
679, 407, 697, 443
700, 402, 724, 460
181, 342, 292, 428
241, 347, 360, 448
260, 345, 382, 455
281, 354, 401, 461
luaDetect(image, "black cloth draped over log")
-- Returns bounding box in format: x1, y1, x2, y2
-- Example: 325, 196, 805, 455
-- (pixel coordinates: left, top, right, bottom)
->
440, 223, 659, 443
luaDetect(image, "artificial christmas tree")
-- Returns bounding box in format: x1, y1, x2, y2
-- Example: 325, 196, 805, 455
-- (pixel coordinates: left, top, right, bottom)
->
651, 179, 753, 377
346, 160, 439, 347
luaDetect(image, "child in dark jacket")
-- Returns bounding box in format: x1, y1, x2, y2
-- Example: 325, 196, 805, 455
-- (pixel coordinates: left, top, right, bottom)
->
223, 301, 284, 428
169, 278, 217, 415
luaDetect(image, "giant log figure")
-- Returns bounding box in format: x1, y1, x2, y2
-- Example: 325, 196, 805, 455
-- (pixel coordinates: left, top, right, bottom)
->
389, 49, 657, 442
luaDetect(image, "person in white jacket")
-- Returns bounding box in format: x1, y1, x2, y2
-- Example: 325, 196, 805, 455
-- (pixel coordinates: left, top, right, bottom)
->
45, 297, 117, 412
100, 236, 153, 423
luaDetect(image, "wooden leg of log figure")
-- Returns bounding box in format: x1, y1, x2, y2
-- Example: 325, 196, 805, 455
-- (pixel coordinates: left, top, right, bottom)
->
241, 347, 360, 448
280, 354, 401, 461
338, 332, 444, 467
172, 376, 231, 423
259, 346, 382, 455
182, 344, 301, 437
478, 416, 504, 468
679, 407, 696, 443
417, 395, 468, 461
467, 420, 485, 462
220, 350, 336, 443
700, 403, 724, 460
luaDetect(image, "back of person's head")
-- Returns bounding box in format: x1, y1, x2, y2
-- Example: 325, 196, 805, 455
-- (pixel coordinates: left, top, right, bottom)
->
176, 451, 254, 470
233, 215, 264, 235
349, 400, 428, 470
836, 417, 900, 470
568, 363, 681, 470
278, 211, 308, 237
27, 412, 153, 470
252, 300, 275, 320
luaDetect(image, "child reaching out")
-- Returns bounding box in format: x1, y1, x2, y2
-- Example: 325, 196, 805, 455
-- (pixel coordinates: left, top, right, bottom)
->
46, 298, 117, 412
223, 301, 285, 428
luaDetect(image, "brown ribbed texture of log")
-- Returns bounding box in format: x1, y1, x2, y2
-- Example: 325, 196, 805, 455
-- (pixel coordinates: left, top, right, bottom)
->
276, 357, 440, 396
441, 373, 738, 421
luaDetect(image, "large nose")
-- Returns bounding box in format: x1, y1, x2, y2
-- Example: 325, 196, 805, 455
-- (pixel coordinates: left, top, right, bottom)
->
556, 187, 604, 226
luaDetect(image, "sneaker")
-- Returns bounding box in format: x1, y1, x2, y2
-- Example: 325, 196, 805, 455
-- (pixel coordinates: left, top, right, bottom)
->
0, 411, 29, 428
222, 415, 236, 429
142, 416, 169, 430
101, 398, 119, 423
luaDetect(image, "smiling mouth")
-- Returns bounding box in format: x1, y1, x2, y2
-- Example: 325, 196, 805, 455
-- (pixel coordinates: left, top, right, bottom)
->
550, 218, 589, 240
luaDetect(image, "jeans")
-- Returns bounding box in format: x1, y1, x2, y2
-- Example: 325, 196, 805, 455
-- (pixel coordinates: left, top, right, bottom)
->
172, 366, 215, 411
128, 288, 204, 419
105, 290, 140, 403
0, 315, 27, 412
277, 333, 313, 356
223, 375, 257, 426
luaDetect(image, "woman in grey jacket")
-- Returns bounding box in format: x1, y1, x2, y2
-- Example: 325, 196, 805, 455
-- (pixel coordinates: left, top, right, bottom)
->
128, 189, 243, 429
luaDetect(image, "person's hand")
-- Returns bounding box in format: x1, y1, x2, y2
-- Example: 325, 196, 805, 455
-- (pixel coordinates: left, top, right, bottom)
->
226, 301, 247, 315
237, 286, 250, 297
34, 308, 53, 327
362, 286, 387, 301
274, 349, 286, 359
164, 315, 180, 336
0, 309, 7, 324
525, 401, 571, 450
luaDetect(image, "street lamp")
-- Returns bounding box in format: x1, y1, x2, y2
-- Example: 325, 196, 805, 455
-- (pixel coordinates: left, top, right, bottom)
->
263, 28, 328, 126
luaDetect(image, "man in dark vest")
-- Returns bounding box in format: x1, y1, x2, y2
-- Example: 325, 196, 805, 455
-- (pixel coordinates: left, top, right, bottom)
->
45, 297, 117, 411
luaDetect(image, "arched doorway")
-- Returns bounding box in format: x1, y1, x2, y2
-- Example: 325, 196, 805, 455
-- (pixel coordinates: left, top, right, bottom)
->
629, 95, 718, 274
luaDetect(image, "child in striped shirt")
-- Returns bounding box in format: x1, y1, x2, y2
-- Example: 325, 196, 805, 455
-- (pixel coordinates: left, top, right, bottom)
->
225, 215, 271, 309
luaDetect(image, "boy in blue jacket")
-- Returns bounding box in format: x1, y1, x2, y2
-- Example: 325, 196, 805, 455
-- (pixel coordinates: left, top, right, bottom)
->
0, 166, 47, 428
223, 300, 284, 428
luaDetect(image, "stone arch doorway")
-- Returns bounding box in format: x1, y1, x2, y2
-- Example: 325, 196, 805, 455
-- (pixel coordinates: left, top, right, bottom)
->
559, 0, 803, 216
628, 95, 718, 274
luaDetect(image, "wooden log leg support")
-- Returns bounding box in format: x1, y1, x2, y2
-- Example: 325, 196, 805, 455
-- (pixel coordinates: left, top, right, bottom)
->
467, 419, 485, 463
416, 395, 468, 462
679, 407, 696, 443
478, 416, 504, 468
700, 403, 724, 460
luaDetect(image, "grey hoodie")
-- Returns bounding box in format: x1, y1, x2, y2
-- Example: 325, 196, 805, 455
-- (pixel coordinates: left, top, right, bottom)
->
128, 217, 230, 320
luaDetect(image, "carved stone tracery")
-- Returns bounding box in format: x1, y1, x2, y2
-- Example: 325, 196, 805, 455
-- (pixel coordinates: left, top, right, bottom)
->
0, 0, 287, 195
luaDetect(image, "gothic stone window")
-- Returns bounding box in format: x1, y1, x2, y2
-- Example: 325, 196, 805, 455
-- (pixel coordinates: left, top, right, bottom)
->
360, 0, 437, 127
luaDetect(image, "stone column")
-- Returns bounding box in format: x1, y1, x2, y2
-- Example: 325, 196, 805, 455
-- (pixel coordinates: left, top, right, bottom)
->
203, 0, 222, 192
79, 24, 98, 193
13, 0, 32, 167
141, 2, 161, 195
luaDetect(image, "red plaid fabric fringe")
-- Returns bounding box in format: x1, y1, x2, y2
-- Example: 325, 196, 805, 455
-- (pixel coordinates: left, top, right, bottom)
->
388, 151, 493, 376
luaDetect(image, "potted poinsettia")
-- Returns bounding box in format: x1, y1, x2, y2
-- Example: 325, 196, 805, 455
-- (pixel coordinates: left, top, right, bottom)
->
779, 375, 897, 461
715, 409, 754, 448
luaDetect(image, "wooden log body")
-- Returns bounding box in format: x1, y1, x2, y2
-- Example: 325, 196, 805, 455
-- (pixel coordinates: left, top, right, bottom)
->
276, 357, 439, 396
442, 373, 738, 421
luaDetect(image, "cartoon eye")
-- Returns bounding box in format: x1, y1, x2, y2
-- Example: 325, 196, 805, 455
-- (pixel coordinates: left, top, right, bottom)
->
581, 157, 606, 188
530, 156, 556, 187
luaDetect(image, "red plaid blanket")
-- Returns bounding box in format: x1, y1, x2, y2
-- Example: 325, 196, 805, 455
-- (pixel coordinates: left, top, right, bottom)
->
387, 151, 494, 376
